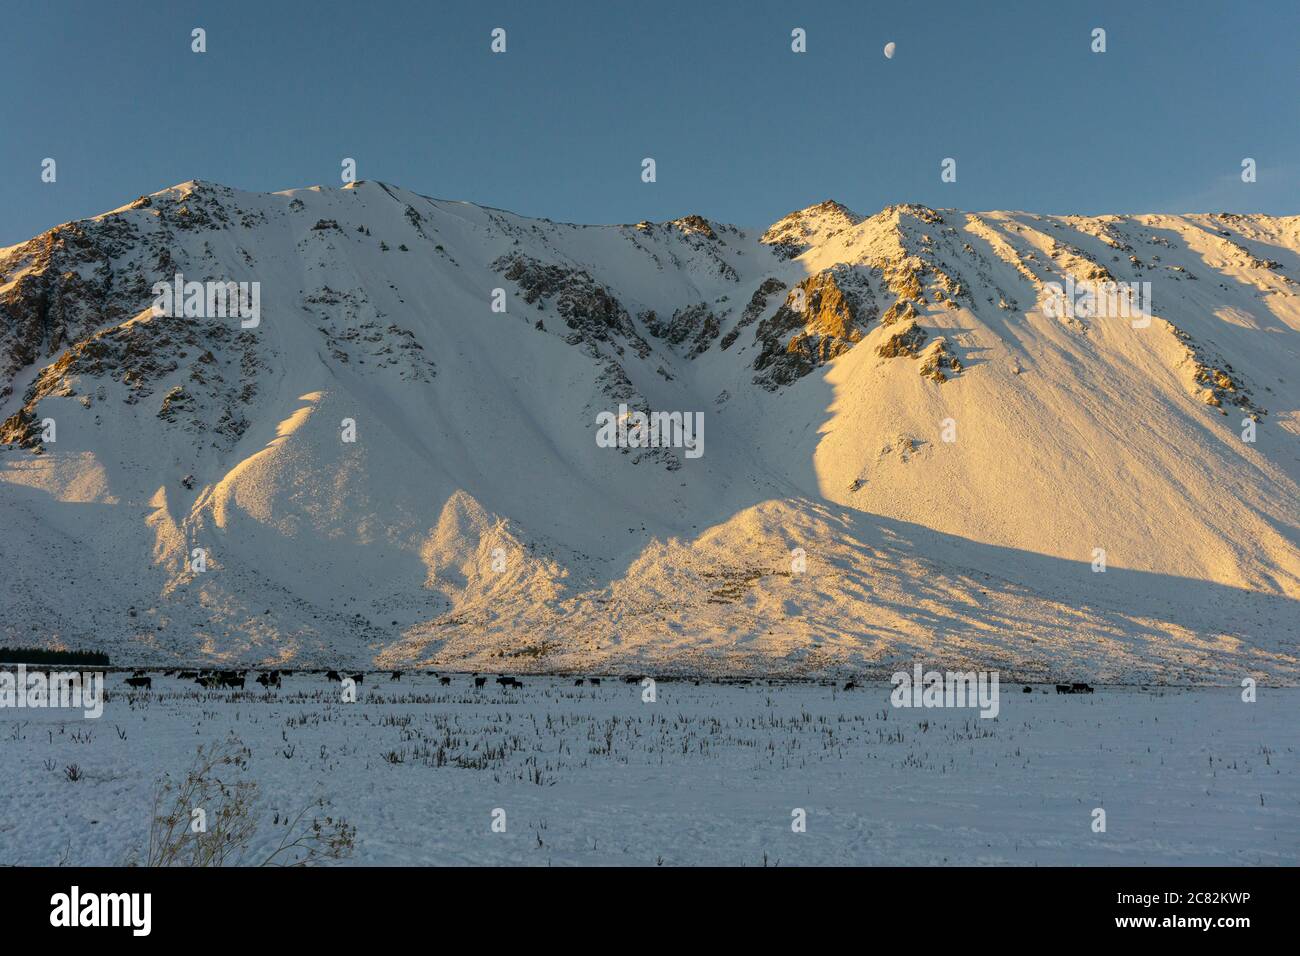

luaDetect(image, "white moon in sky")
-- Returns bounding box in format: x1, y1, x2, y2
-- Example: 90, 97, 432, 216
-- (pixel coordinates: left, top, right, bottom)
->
884, 41, 896, 59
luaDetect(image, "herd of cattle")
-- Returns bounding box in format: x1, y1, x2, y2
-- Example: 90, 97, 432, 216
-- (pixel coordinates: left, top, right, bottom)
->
118, 670, 640, 691
117, 671, 1100, 694
1051, 682, 1095, 694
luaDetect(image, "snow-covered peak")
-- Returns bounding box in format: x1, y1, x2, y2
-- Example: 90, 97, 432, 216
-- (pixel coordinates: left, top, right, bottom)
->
760, 200, 864, 257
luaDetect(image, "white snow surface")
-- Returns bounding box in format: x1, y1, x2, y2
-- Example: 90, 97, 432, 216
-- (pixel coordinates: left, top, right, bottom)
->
0, 674, 1295, 866
1, 182, 1298, 681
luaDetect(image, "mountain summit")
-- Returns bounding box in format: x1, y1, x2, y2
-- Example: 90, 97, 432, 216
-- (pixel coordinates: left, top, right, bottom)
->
2, 181, 1297, 679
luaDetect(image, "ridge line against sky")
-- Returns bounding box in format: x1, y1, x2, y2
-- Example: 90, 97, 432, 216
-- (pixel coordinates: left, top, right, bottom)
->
2, 0, 1297, 247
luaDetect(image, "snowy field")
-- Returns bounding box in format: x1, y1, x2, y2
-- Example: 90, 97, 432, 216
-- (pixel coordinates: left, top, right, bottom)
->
1, 673, 1295, 866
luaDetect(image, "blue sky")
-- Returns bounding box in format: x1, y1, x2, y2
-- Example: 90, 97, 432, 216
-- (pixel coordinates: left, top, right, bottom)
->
2, 0, 1296, 245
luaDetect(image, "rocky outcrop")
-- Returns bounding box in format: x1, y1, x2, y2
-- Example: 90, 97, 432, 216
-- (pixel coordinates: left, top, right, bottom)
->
493, 254, 652, 360
752, 268, 873, 389
876, 320, 962, 382
881, 298, 919, 326
876, 320, 929, 359
917, 339, 963, 383
0, 181, 252, 404
665, 214, 716, 241
0, 221, 145, 401
5, 311, 269, 451
0, 406, 41, 449
302, 287, 435, 381
721, 278, 787, 351
643, 303, 720, 359
1170, 324, 1264, 416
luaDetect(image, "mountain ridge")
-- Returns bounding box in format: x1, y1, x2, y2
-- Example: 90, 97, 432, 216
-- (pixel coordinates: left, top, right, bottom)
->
2, 180, 1297, 680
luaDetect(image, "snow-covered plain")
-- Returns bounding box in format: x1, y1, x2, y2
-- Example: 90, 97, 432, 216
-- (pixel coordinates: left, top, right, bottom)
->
1, 673, 1294, 866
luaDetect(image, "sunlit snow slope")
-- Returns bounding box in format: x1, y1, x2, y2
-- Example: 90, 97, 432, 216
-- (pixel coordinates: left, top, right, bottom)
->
2, 182, 1297, 680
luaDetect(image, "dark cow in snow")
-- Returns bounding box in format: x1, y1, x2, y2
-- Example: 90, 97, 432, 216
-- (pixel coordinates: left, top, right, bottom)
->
473, 677, 487, 689
125, 676, 151, 689
439, 676, 451, 686
325, 671, 341, 682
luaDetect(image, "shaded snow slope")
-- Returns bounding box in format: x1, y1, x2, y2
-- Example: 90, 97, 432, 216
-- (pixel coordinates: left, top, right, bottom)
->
1, 182, 1297, 680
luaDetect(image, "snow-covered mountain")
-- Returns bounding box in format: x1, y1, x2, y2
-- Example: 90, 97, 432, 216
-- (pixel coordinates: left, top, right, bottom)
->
2, 180, 1297, 681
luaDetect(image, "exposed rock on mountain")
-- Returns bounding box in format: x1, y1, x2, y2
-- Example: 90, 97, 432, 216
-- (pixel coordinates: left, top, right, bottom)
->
643, 302, 720, 358
752, 267, 872, 389
493, 253, 652, 360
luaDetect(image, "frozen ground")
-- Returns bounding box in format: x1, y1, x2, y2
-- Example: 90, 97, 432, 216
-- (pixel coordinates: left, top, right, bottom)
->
0, 673, 1294, 866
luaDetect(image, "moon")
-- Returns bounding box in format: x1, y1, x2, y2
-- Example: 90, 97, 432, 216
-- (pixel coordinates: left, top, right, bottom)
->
884, 41, 896, 59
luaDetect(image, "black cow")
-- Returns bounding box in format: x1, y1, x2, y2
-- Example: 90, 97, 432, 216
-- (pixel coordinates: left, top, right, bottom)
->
843, 681, 857, 691
125, 676, 151, 689
256, 671, 281, 688
218, 673, 244, 689
178, 670, 198, 680
1055, 684, 1072, 694
390, 671, 403, 681
1072, 682, 1094, 694
574, 678, 585, 686
347, 672, 364, 684
496, 676, 522, 689
473, 677, 487, 689
439, 676, 451, 686
325, 670, 341, 682
589, 678, 601, 686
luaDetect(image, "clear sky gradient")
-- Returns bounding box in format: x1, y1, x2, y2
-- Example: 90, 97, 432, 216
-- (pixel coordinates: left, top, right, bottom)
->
2, 0, 1296, 246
